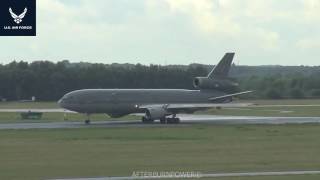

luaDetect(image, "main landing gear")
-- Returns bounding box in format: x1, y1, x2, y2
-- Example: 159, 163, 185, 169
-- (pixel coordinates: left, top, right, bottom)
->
160, 114, 180, 124
142, 116, 154, 124
141, 115, 180, 124
160, 117, 180, 124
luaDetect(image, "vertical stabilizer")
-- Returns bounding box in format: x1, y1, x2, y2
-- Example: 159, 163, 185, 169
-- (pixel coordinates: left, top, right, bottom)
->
207, 53, 235, 79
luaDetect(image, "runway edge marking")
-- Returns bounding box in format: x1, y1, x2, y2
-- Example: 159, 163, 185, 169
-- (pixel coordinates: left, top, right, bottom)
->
52, 170, 320, 180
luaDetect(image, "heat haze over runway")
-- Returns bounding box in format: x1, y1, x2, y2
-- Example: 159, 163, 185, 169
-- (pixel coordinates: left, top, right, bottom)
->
0, 114, 320, 130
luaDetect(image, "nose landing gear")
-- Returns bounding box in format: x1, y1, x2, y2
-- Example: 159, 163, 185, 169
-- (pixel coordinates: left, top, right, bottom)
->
85, 114, 91, 125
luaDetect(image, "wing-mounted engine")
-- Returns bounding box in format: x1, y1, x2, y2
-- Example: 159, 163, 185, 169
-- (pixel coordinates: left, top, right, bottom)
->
141, 105, 180, 124
145, 107, 170, 120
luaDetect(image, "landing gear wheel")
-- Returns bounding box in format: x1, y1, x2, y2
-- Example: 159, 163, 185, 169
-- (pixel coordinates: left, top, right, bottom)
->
174, 118, 180, 124
166, 117, 180, 124
160, 117, 166, 124
85, 114, 91, 125
142, 117, 154, 124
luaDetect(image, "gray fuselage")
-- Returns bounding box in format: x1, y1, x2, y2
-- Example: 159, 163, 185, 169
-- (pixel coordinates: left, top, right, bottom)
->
58, 89, 226, 116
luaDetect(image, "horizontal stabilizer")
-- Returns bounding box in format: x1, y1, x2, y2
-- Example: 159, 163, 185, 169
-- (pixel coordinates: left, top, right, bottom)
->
138, 103, 252, 112
209, 91, 253, 101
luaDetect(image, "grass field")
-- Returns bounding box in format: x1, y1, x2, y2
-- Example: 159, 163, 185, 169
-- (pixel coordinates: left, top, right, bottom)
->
0, 101, 59, 109
1, 124, 320, 180
0, 100, 320, 179
215, 175, 320, 180
0, 112, 137, 123
205, 105, 320, 117
240, 99, 320, 105
201, 99, 320, 117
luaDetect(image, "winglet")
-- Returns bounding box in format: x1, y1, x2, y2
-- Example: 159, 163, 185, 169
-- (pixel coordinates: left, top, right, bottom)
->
207, 53, 235, 79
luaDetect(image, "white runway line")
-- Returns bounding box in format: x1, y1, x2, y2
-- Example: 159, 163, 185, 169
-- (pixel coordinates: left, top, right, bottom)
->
53, 170, 320, 180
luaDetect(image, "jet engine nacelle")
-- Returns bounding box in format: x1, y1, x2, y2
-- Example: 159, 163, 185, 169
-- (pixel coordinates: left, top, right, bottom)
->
193, 77, 238, 91
146, 107, 170, 120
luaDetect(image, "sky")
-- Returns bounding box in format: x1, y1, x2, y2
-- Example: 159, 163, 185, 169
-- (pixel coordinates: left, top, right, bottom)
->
1, 0, 320, 66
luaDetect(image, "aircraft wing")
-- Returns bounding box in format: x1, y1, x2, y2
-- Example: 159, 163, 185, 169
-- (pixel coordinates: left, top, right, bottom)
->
208, 91, 253, 101
138, 103, 252, 113
166, 103, 252, 109
138, 91, 253, 113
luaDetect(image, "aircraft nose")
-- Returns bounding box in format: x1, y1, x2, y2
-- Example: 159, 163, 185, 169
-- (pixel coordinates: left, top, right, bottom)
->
58, 98, 65, 108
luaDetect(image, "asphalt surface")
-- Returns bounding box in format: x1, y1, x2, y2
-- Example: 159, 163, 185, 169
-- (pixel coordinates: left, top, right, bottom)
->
52, 170, 320, 180
0, 114, 319, 130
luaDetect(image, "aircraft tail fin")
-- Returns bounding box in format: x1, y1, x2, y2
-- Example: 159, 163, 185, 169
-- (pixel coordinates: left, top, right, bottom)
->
207, 52, 235, 79
193, 53, 237, 91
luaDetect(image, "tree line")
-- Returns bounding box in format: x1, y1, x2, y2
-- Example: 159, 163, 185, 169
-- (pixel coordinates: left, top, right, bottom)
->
0, 60, 320, 101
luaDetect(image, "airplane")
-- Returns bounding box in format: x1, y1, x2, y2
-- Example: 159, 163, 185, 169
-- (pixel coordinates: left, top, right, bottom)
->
58, 53, 252, 124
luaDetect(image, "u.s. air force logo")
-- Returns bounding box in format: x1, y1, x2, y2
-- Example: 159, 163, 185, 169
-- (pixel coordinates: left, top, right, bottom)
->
9, 7, 27, 24
0, 0, 36, 36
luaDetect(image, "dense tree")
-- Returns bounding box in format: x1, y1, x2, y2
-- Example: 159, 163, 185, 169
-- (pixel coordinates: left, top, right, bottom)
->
289, 88, 304, 99
265, 88, 283, 99
0, 60, 319, 101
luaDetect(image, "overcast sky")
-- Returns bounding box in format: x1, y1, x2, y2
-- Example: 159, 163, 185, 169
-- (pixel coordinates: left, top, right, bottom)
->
1, 0, 320, 66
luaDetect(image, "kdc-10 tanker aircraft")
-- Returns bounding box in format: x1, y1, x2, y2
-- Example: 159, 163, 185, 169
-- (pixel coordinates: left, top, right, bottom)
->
58, 53, 251, 124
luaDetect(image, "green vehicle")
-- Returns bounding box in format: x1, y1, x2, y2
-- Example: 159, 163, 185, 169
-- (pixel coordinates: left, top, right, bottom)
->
21, 111, 43, 120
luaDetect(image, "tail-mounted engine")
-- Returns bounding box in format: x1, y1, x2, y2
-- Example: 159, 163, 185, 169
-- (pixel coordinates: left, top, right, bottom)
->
193, 52, 238, 92
193, 77, 238, 91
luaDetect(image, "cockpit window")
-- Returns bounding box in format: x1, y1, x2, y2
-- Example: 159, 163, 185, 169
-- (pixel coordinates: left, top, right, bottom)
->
63, 95, 76, 103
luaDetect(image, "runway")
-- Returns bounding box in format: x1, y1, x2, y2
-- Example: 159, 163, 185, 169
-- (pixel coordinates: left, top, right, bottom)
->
53, 170, 320, 180
0, 114, 319, 130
